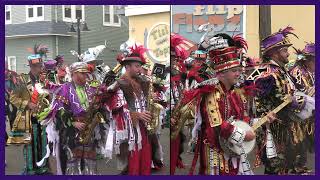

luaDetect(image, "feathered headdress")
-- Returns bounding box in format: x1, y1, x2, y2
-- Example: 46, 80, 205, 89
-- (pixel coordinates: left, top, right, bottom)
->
278, 26, 298, 38
233, 33, 248, 52
28, 44, 49, 58
120, 44, 148, 65
170, 33, 191, 61
54, 55, 64, 65
292, 46, 305, 61
171, 60, 204, 90
293, 42, 315, 62
302, 42, 315, 57
27, 44, 49, 64
207, 33, 248, 72
261, 26, 298, 55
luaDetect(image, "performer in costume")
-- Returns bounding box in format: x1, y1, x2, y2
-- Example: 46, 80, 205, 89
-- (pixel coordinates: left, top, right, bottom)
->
42, 55, 67, 84
290, 43, 315, 97
37, 55, 69, 174
170, 33, 191, 174
5, 61, 18, 135
173, 33, 268, 175
104, 43, 152, 175
80, 45, 111, 86
253, 26, 315, 174
5, 60, 19, 166
40, 62, 107, 175
7, 44, 50, 174
185, 49, 213, 153
288, 42, 315, 174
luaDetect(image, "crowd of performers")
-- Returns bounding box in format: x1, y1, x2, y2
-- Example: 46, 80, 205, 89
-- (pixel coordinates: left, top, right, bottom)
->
170, 25, 315, 175
5, 41, 170, 175
5, 25, 315, 176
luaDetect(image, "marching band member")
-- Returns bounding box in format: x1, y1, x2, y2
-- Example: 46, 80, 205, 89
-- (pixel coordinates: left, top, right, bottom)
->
7, 44, 50, 174
288, 42, 315, 174
253, 27, 315, 174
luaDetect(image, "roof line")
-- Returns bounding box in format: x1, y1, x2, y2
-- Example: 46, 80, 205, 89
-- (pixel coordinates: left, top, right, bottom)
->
6, 34, 73, 38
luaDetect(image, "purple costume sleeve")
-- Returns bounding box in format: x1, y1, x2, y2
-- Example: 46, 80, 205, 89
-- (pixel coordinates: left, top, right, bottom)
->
46, 83, 69, 120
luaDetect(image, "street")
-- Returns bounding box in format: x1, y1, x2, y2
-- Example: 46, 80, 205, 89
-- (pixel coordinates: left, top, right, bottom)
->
5, 128, 170, 175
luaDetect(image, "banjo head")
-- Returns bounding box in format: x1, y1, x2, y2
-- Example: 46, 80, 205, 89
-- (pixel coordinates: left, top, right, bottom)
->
220, 121, 256, 156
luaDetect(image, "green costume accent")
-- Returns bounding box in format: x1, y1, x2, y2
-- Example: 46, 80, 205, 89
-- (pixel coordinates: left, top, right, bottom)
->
76, 85, 89, 109
8, 73, 49, 174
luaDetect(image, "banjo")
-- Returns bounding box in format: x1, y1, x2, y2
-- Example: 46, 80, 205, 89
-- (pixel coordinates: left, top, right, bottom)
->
220, 95, 292, 156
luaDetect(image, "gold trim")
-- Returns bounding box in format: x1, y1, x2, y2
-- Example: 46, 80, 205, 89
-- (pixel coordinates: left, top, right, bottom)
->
206, 91, 223, 127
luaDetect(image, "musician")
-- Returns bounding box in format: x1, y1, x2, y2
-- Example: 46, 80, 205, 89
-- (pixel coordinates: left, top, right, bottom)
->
41, 62, 105, 175
54, 55, 68, 84
191, 49, 211, 80
81, 45, 107, 86
254, 27, 315, 174
289, 42, 315, 97
7, 44, 49, 174
5, 62, 18, 133
41, 58, 61, 85
178, 33, 272, 175
288, 42, 315, 174
170, 33, 191, 174
105, 44, 152, 175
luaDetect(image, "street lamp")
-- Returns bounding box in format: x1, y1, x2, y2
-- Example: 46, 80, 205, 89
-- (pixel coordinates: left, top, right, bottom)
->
69, 17, 90, 61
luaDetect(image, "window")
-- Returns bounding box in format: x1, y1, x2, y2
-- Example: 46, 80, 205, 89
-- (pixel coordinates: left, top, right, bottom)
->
5, 5, 11, 24
26, 5, 44, 22
7, 56, 17, 72
103, 5, 121, 27
63, 5, 85, 22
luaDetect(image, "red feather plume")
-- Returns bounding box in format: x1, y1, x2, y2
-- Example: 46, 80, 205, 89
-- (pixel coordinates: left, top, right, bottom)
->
233, 34, 248, 52
170, 33, 190, 60
186, 65, 203, 82
128, 44, 148, 64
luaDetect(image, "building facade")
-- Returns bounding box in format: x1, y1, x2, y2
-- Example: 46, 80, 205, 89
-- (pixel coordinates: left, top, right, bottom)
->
172, 5, 315, 60
5, 5, 129, 73
125, 5, 170, 65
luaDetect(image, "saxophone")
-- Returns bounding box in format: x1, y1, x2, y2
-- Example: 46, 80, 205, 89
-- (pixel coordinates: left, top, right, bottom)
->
79, 64, 122, 145
146, 76, 164, 135
33, 93, 50, 117
79, 111, 105, 145
31, 83, 50, 118
170, 98, 196, 139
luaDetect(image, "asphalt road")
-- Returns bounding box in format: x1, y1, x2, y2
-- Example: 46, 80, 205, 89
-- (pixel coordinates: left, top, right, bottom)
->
5, 126, 314, 175
5, 128, 170, 175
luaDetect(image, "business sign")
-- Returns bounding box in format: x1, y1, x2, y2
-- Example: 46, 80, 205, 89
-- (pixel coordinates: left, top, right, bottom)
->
144, 23, 170, 64
172, 5, 245, 43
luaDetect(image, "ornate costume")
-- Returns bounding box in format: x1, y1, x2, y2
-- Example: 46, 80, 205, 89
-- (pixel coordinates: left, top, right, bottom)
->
76, 44, 109, 86
170, 33, 191, 174
288, 43, 315, 173
42, 55, 67, 84
189, 33, 253, 175
253, 27, 315, 174
104, 44, 152, 175
171, 32, 255, 175
289, 43, 315, 97
40, 62, 107, 175
7, 44, 50, 174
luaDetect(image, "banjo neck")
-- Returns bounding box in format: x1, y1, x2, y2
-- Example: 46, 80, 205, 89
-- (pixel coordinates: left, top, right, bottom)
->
251, 95, 292, 131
